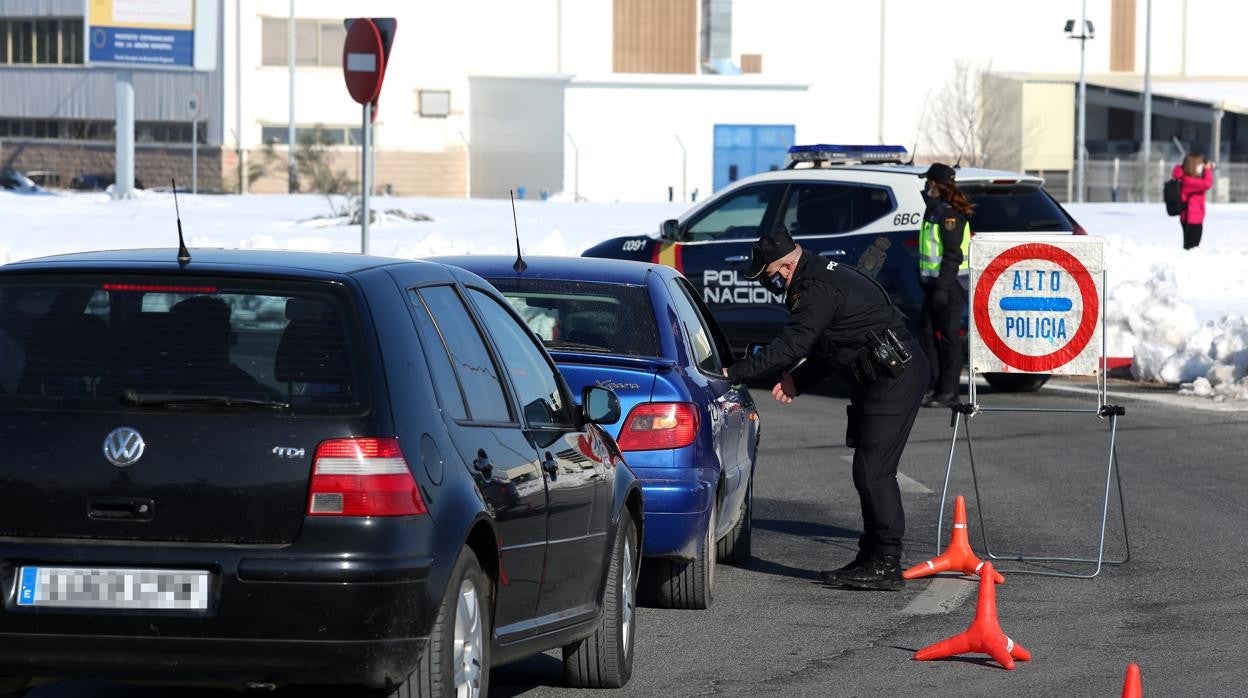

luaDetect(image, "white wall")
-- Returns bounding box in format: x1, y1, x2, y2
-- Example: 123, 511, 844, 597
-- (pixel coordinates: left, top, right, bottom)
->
469, 76, 569, 199
563, 76, 809, 202
1144, 0, 1248, 76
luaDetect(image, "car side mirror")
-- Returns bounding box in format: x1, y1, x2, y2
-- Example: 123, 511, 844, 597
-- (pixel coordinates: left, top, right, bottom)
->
581, 386, 621, 425
659, 218, 680, 241
746, 342, 766, 356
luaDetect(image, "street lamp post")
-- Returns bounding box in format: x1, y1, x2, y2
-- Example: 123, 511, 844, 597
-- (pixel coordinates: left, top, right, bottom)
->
1141, 0, 1153, 202
1066, 7, 1094, 203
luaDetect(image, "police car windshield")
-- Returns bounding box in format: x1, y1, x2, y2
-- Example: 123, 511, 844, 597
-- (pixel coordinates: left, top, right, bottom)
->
961, 184, 1073, 233
486, 279, 662, 358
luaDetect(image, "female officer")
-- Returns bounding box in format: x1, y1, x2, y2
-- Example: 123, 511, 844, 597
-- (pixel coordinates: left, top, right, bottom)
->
916, 163, 974, 408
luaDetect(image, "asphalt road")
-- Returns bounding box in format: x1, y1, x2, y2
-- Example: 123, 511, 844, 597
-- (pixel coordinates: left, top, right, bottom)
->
21, 377, 1248, 697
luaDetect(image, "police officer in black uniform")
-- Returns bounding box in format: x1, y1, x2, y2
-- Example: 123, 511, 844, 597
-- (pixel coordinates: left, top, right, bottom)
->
917, 162, 974, 408
725, 227, 929, 590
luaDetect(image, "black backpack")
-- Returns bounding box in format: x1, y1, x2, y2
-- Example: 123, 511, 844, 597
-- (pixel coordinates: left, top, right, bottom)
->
1163, 178, 1186, 216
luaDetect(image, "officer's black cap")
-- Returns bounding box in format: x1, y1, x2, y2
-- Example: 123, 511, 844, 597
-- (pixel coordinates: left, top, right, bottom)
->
918, 162, 957, 185
745, 227, 797, 279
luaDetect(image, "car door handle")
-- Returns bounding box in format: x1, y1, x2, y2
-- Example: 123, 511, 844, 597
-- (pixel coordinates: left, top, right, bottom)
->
542, 452, 558, 480
821, 249, 849, 257
724, 255, 750, 264
472, 449, 494, 479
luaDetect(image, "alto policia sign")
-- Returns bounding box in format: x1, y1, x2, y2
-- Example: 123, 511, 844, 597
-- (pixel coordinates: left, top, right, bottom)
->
969, 234, 1106, 376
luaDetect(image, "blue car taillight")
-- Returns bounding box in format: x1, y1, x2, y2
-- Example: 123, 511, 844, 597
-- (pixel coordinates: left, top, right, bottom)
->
616, 402, 699, 452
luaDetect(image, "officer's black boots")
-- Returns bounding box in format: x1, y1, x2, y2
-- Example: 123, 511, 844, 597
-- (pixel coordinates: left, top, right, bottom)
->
922, 392, 958, 408
818, 550, 873, 584
835, 554, 904, 591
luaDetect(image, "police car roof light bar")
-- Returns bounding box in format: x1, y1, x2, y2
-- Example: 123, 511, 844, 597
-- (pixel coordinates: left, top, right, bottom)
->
786, 144, 910, 168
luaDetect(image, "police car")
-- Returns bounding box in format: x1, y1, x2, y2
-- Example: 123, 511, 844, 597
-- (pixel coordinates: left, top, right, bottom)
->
582, 145, 1087, 393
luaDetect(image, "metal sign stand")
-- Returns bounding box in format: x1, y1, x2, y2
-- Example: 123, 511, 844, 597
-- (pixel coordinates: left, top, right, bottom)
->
935, 263, 1131, 579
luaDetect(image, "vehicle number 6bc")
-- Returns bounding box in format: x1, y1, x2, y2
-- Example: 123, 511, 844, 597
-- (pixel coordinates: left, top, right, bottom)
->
893, 212, 921, 226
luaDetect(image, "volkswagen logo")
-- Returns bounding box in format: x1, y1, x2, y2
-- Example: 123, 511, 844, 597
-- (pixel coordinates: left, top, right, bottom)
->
103, 427, 146, 467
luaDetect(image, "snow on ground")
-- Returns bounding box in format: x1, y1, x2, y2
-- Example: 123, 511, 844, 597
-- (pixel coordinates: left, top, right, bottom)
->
1067, 203, 1248, 401
1, 190, 1246, 401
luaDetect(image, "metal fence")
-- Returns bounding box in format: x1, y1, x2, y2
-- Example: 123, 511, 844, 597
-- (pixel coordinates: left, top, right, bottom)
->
1037, 159, 1248, 204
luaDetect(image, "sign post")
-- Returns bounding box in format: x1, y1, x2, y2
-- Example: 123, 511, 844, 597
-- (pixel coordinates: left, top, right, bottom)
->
932, 233, 1129, 580
85, 0, 218, 199
342, 18, 396, 254
188, 92, 200, 195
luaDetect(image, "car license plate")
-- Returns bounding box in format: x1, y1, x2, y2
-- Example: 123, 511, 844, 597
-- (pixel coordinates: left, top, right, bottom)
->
16, 566, 210, 611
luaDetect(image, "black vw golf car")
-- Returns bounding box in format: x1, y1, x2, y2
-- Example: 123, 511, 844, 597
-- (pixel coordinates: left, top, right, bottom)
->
0, 248, 643, 696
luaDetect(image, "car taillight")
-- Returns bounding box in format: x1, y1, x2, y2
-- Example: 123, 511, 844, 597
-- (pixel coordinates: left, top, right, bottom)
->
616, 403, 699, 452
307, 437, 427, 516
1072, 223, 1089, 236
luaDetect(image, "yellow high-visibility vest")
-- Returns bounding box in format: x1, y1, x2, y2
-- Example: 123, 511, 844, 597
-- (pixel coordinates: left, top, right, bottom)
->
919, 214, 970, 279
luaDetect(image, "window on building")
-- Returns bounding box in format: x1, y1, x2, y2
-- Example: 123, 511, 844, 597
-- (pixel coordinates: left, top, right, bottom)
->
0, 118, 198, 144
261, 124, 362, 147
0, 18, 83, 65
318, 22, 344, 67
261, 17, 346, 67
418, 90, 451, 118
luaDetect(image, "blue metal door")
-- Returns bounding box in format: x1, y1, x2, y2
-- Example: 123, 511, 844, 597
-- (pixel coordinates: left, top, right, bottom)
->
713, 124, 795, 191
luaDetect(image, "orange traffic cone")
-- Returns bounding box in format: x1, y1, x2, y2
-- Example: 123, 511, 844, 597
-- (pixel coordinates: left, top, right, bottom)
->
1122, 662, 1142, 698
904, 495, 1005, 584
912, 562, 1031, 670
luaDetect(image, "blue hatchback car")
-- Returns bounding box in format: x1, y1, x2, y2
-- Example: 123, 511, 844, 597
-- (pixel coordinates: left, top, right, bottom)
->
435, 256, 760, 609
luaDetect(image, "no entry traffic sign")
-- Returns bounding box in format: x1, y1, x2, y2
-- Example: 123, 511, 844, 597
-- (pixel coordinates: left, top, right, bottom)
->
969, 234, 1105, 376
343, 19, 388, 106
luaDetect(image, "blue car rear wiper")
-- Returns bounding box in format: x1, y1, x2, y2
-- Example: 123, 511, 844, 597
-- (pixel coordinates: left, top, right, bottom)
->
545, 340, 612, 353
120, 389, 290, 411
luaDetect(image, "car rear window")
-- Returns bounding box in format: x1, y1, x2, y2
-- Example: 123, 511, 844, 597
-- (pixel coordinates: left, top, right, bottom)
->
0, 275, 363, 412
486, 279, 661, 357
962, 184, 1073, 233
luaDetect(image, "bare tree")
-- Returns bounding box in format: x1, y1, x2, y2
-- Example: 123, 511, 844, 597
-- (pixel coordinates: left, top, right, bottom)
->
922, 58, 1030, 169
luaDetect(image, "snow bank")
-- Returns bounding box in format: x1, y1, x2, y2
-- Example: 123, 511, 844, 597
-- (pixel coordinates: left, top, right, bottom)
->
1104, 266, 1248, 400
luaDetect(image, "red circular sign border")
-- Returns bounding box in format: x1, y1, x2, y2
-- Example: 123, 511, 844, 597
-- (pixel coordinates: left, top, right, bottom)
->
343, 19, 386, 106
972, 242, 1099, 373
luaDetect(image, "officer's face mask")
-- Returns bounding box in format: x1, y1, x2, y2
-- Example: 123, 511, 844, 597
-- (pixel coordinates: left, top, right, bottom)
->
760, 263, 789, 296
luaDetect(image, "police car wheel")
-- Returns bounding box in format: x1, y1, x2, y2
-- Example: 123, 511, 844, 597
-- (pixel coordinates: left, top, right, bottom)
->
983, 373, 1050, 393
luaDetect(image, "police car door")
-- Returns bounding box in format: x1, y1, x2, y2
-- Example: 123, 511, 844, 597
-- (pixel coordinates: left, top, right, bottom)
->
675, 183, 788, 348
779, 181, 921, 321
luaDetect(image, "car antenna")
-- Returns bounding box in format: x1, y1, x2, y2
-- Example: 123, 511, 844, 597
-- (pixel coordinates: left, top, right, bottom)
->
905, 89, 930, 166
954, 123, 974, 169
172, 178, 191, 265
509, 188, 527, 274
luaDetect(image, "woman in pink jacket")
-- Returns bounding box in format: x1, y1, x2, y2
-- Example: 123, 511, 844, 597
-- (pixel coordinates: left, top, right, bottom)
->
1172, 153, 1214, 250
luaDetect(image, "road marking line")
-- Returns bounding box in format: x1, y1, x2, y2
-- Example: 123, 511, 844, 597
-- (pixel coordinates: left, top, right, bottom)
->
838, 455, 933, 493
897, 472, 933, 494
1040, 380, 1248, 413
901, 577, 975, 615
